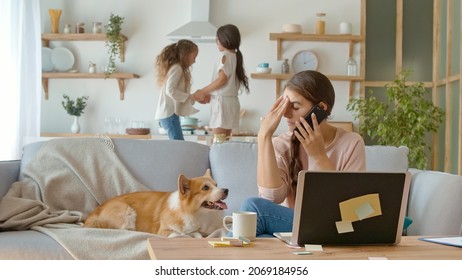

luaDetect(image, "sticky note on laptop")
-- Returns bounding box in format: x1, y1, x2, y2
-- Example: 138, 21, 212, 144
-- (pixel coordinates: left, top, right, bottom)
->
339, 193, 382, 222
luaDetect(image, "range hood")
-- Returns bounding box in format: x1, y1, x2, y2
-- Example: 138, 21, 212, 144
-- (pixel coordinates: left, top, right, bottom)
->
167, 0, 217, 43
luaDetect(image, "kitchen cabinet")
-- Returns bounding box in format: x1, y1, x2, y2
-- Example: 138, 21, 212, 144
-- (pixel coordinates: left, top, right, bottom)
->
41, 33, 139, 100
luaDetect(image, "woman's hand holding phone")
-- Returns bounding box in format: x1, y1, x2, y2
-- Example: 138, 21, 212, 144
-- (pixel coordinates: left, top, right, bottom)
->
294, 104, 327, 134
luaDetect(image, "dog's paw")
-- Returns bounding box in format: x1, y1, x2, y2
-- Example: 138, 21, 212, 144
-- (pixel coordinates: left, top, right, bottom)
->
167, 232, 181, 238
188, 232, 204, 238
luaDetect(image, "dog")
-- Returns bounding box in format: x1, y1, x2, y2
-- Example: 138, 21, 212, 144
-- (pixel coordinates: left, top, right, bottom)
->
84, 169, 228, 238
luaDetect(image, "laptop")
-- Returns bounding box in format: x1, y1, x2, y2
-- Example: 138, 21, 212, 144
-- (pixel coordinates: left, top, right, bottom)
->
274, 171, 411, 246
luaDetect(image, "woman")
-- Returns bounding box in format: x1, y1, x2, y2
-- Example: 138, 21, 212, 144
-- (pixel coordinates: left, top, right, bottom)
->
242, 70, 366, 236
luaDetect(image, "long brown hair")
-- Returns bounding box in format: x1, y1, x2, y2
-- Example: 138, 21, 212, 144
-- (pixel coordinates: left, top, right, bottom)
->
216, 24, 250, 93
155, 40, 198, 90
286, 70, 335, 194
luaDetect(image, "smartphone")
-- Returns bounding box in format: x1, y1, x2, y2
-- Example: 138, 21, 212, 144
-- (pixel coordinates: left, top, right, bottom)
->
294, 104, 327, 133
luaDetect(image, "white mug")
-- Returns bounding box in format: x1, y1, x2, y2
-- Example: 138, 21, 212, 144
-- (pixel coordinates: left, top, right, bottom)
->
223, 211, 257, 241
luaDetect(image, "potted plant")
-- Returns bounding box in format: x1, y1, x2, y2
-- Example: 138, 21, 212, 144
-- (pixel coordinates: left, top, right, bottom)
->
347, 70, 444, 169
62, 94, 89, 133
105, 13, 124, 75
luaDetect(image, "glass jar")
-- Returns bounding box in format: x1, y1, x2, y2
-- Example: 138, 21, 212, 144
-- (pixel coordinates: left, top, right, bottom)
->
315, 13, 326, 35
88, 62, 96, 73
347, 57, 358, 76
75, 22, 85, 33
92, 22, 102, 34
63, 24, 71, 34
281, 58, 290, 74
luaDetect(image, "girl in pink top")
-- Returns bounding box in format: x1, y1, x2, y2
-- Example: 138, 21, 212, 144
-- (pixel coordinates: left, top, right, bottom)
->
241, 70, 366, 236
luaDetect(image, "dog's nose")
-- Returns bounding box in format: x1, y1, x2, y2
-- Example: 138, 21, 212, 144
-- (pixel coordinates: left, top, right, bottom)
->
223, 188, 229, 196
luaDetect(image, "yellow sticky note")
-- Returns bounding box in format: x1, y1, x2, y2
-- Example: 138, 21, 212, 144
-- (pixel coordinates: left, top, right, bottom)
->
335, 220, 354, 234
208, 241, 253, 247
339, 193, 382, 222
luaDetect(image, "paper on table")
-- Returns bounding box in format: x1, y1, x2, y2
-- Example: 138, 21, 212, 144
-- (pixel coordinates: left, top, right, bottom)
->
419, 236, 462, 248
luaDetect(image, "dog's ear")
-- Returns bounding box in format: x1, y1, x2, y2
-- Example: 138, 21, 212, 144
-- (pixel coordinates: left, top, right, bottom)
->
178, 174, 191, 195
203, 169, 212, 178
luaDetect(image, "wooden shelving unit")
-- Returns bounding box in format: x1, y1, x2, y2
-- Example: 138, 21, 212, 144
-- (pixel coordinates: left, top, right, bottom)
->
41, 33, 128, 61
250, 33, 365, 98
41, 33, 139, 100
42, 72, 140, 100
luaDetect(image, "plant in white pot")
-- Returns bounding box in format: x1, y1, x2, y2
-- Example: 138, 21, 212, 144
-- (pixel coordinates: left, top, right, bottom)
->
347, 70, 444, 169
62, 94, 89, 133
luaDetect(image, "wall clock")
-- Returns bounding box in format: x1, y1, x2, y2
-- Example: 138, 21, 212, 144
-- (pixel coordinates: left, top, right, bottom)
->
292, 50, 319, 73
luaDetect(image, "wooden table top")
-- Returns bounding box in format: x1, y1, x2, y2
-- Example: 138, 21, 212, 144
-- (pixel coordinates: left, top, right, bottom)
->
147, 236, 462, 260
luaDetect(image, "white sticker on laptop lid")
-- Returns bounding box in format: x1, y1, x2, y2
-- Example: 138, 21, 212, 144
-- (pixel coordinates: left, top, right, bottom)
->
335, 220, 354, 234
355, 201, 375, 220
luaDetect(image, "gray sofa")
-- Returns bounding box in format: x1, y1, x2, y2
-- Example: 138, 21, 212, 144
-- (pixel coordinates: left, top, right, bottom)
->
0, 139, 461, 259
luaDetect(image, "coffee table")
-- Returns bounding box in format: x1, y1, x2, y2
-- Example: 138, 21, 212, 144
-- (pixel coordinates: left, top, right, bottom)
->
147, 236, 462, 260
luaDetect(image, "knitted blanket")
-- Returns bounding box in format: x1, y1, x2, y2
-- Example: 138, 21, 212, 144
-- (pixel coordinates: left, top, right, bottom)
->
0, 137, 187, 259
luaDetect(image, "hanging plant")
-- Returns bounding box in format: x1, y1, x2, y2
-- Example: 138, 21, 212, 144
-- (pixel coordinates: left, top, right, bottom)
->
62, 94, 89, 117
105, 13, 124, 75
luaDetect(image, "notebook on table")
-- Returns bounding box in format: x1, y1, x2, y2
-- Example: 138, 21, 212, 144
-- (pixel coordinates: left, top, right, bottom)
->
274, 171, 411, 246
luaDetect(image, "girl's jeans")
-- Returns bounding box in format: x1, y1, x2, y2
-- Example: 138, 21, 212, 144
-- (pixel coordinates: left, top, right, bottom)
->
159, 114, 184, 140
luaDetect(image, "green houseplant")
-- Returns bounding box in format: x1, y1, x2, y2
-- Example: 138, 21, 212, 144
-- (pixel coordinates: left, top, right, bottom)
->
62, 94, 89, 117
105, 13, 124, 75
347, 70, 444, 169
62, 94, 89, 134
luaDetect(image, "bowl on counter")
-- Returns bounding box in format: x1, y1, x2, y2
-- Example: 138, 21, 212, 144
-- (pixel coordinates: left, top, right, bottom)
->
126, 128, 150, 135
180, 117, 199, 131
180, 117, 199, 126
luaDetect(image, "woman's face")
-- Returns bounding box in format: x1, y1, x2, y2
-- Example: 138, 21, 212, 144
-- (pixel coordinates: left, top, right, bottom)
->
283, 88, 314, 131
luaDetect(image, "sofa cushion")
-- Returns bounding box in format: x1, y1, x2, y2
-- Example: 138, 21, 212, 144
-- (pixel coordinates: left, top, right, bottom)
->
0, 160, 20, 198
19, 139, 211, 192
365, 145, 409, 171
112, 139, 211, 191
209, 142, 259, 215
406, 168, 462, 236
0, 231, 72, 259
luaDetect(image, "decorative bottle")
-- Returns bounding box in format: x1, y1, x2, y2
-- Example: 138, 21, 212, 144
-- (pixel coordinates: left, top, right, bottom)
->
315, 13, 326, 35
281, 59, 290, 74
347, 57, 357, 76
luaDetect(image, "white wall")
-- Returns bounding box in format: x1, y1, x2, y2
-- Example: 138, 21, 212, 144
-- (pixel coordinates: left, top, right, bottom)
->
39, 0, 361, 136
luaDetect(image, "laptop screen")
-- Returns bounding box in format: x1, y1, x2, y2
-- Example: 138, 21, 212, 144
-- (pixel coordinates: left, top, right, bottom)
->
291, 171, 411, 246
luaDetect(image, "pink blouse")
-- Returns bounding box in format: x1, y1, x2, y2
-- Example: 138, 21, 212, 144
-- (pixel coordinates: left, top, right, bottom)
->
258, 128, 366, 208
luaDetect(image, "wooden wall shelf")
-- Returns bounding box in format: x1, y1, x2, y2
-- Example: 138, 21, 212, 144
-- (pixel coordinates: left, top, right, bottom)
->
41, 33, 128, 62
41, 33, 138, 100
42, 72, 140, 100
251, 32, 365, 98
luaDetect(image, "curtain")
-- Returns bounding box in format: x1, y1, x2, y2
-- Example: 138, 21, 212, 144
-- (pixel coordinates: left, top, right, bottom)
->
0, 0, 41, 160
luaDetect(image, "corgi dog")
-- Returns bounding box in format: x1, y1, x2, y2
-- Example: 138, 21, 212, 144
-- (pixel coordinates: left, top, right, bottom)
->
84, 169, 228, 238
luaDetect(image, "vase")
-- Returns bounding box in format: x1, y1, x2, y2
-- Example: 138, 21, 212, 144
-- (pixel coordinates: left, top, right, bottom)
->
71, 116, 80, 133
49, 9, 62, 33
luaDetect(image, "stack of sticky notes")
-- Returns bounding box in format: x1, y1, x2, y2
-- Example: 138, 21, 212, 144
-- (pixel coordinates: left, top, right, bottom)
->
208, 237, 254, 247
